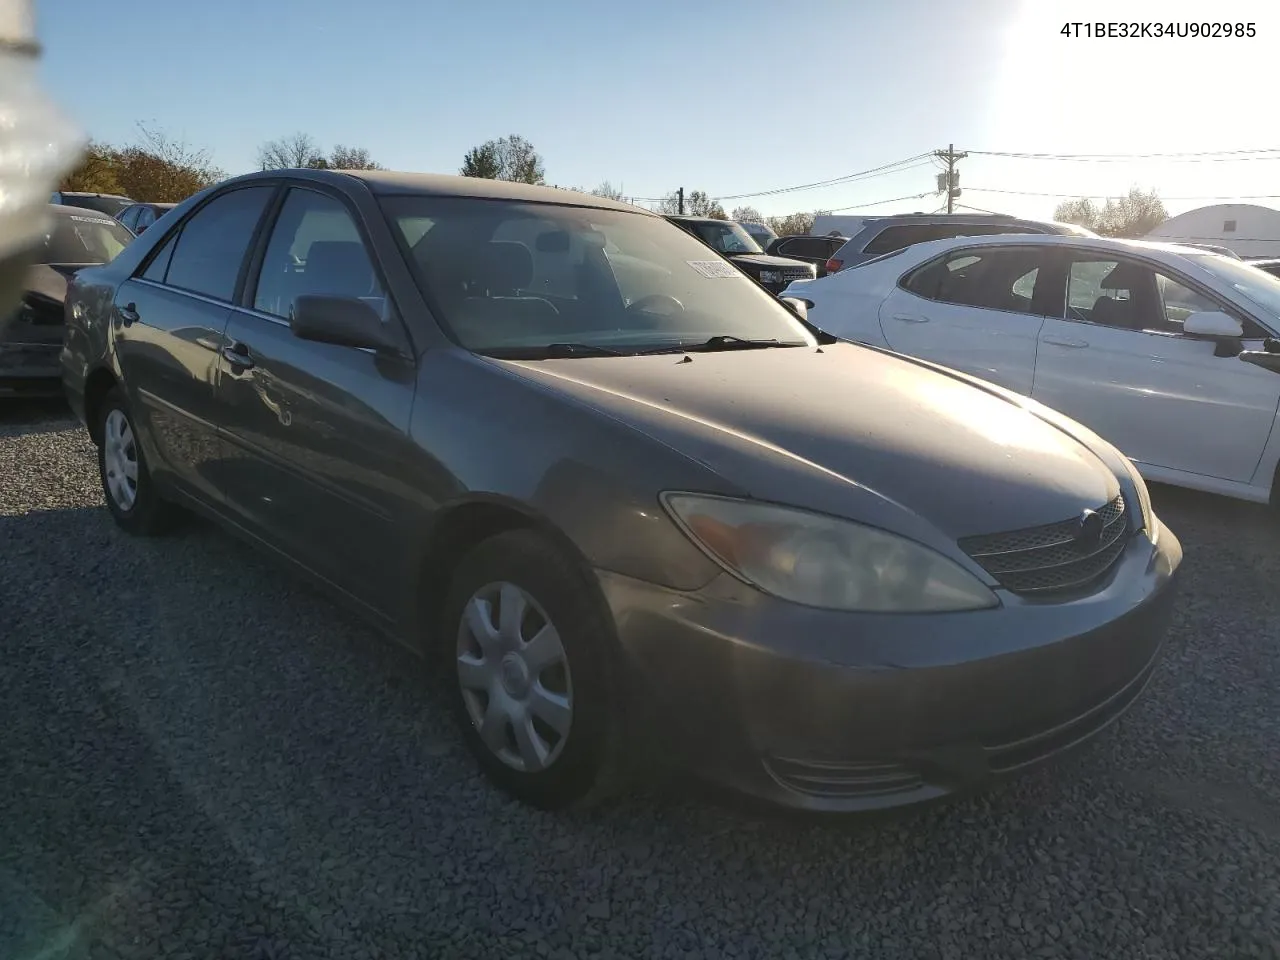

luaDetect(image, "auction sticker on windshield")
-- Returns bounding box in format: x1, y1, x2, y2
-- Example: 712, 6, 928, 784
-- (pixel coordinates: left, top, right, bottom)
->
687, 260, 741, 279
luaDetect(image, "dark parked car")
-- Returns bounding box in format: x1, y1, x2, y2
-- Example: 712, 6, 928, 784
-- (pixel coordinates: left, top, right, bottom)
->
1, 204, 133, 396
766, 234, 847, 278
117, 202, 178, 236
63, 170, 1181, 813
1247, 257, 1280, 279
665, 215, 815, 294
825, 213, 1098, 274
50, 191, 135, 217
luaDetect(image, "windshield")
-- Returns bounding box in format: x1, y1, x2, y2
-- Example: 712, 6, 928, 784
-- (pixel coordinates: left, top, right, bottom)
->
685, 219, 765, 255
741, 222, 777, 245
41, 213, 133, 264
384, 197, 813, 355
1186, 253, 1280, 325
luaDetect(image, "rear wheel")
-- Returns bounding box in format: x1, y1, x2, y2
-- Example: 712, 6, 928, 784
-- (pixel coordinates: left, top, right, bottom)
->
440, 529, 627, 809
96, 388, 180, 535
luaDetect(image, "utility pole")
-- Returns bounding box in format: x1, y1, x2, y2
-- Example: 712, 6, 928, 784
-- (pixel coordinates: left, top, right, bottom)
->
934, 143, 967, 214
677, 186, 685, 215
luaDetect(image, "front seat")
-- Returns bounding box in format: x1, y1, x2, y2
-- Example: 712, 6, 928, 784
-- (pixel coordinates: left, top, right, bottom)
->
303, 241, 377, 300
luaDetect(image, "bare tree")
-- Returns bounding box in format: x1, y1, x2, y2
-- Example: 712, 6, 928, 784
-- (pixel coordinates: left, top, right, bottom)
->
591, 181, 626, 201
258, 132, 325, 171
764, 209, 830, 237
329, 144, 382, 170
1054, 188, 1166, 238
731, 205, 763, 223
655, 189, 726, 219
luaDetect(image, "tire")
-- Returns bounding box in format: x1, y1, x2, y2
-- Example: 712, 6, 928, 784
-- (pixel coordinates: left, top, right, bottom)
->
96, 387, 180, 536
440, 529, 628, 810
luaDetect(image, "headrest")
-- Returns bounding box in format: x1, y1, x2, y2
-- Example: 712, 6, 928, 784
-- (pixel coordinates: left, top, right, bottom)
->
482, 241, 533, 292
305, 241, 374, 298
1099, 261, 1145, 291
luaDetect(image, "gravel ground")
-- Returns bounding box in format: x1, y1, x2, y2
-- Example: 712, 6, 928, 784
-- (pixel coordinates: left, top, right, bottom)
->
1, 398, 1278, 960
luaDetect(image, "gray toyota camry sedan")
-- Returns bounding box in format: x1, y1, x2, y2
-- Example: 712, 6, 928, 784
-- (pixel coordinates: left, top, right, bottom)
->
62, 170, 1182, 812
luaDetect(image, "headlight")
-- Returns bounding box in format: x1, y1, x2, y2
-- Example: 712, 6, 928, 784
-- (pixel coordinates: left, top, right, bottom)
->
662, 494, 999, 613
758, 270, 783, 285
1120, 457, 1159, 544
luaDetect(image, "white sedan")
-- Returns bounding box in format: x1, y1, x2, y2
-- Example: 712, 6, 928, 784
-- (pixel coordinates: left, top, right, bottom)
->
782, 234, 1280, 504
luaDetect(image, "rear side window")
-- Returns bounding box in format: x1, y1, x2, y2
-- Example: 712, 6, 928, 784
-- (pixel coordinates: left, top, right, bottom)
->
903, 247, 1052, 314
864, 222, 1048, 256
162, 186, 275, 301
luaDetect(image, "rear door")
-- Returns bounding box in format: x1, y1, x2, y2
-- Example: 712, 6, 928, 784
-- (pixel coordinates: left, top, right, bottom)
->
112, 184, 278, 506
876, 244, 1056, 394
215, 184, 419, 618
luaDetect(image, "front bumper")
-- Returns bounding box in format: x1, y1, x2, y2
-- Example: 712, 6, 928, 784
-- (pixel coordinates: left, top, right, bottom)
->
600, 523, 1182, 812
0, 340, 63, 396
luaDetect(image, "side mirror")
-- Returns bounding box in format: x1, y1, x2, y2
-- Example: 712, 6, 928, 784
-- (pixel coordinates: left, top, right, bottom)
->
779, 296, 810, 321
290, 295, 396, 351
1182, 310, 1244, 339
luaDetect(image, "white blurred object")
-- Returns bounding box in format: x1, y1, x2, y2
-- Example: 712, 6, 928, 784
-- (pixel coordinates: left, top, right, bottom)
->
0, 0, 85, 265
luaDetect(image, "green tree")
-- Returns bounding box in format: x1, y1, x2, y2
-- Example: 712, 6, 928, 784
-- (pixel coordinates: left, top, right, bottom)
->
60, 124, 223, 202
460, 135, 546, 184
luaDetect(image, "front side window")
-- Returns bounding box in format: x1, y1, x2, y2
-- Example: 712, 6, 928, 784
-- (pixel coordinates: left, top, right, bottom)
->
161, 186, 275, 301
903, 247, 1050, 315
384, 197, 814, 355
253, 188, 385, 320
41, 213, 134, 264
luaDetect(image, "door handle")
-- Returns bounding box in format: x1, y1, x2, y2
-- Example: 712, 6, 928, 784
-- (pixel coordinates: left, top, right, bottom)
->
1043, 336, 1088, 348
222, 342, 254, 370
892, 314, 930, 323
118, 303, 139, 326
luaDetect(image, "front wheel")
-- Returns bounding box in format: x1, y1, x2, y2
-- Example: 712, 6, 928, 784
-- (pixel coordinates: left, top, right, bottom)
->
96, 387, 180, 535
440, 529, 628, 809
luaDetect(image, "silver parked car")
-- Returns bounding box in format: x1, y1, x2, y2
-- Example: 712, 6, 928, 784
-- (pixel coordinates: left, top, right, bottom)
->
62, 170, 1181, 812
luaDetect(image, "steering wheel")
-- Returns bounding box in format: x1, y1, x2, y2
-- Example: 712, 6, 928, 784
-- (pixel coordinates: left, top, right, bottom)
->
627, 294, 685, 316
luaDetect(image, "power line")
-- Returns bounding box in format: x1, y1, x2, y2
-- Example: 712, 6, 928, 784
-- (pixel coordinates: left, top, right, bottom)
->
969, 148, 1280, 162
824, 191, 936, 213
627, 152, 934, 205
968, 187, 1280, 201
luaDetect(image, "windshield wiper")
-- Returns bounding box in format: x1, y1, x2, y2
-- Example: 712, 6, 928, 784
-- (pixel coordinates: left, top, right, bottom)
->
634, 336, 806, 356
543, 342, 626, 357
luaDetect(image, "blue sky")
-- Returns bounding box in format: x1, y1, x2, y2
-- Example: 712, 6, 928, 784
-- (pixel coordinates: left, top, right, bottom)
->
39, 0, 1280, 221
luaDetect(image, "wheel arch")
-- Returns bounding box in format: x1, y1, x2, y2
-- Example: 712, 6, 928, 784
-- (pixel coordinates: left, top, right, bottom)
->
414, 494, 613, 643
82, 365, 120, 445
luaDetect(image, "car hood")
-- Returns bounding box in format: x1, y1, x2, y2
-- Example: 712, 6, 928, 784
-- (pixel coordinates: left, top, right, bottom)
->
728, 253, 815, 271
499, 343, 1119, 543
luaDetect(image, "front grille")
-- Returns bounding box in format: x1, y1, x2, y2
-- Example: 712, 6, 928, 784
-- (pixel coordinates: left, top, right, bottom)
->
959, 495, 1129, 596
782, 267, 814, 280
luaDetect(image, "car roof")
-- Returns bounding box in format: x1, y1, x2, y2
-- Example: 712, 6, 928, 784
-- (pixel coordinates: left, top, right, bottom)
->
859, 212, 1059, 226
58, 191, 132, 200
48, 203, 126, 220
886, 232, 1230, 261
221, 169, 654, 215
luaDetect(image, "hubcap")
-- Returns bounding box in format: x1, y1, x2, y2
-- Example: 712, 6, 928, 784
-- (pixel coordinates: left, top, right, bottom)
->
456, 581, 573, 773
102, 409, 138, 511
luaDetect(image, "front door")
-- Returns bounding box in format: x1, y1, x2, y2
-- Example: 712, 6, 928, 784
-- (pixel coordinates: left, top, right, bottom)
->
215, 185, 419, 619
1031, 252, 1280, 482
876, 244, 1055, 394
112, 185, 277, 505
